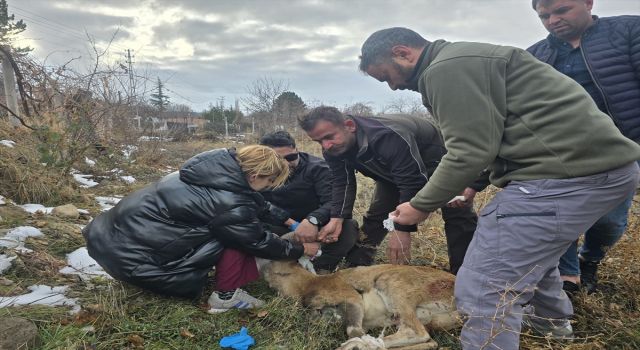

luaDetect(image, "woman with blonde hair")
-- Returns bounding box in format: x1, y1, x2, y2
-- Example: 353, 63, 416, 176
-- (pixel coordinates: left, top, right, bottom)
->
83, 145, 319, 310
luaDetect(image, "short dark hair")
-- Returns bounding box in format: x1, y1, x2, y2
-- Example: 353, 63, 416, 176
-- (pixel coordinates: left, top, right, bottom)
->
532, 0, 569, 10
260, 130, 296, 148
298, 106, 346, 132
359, 27, 428, 72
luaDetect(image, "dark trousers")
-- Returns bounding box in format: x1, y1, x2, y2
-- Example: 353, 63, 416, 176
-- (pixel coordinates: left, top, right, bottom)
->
345, 181, 477, 274
268, 219, 359, 271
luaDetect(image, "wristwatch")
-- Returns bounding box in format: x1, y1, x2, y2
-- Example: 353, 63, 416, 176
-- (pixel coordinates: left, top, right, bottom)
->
306, 215, 319, 226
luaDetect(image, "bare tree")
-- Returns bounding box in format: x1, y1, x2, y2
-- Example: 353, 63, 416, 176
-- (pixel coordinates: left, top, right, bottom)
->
381, 96, 431, 119
242, 76, 289, 114
3, 30, 147, 172
343, 101, 375, 117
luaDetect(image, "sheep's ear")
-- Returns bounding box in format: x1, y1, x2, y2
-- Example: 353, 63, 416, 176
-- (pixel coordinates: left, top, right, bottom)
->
255, 257, 271, 273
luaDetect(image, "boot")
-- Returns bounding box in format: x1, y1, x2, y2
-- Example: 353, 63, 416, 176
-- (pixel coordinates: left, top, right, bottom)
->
580, 259, 599, 294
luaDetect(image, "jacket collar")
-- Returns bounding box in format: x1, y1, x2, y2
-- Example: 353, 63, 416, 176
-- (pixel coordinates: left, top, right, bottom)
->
408, 39, 449, 90
406, 42, 430, 85
291, 152, 308, 176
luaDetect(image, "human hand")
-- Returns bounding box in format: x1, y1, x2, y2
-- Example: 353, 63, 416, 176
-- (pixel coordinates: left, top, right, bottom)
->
391, 202, 431, 226
318, 218, 343, 243
303, 242, 321, 257
294, 219, 319, 243
387, 231, 411, 265
447, 188, 477, 208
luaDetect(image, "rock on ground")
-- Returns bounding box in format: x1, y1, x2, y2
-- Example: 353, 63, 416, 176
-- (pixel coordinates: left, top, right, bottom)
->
52, 204, 80, 219
0, 317, 40, 349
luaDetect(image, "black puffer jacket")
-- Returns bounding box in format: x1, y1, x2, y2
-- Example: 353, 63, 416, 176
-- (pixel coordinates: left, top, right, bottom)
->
83, 148, 304, 298
527, 15, 640, 142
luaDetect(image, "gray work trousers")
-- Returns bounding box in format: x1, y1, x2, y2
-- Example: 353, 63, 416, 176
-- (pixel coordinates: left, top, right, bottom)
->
455, 162, 640, 350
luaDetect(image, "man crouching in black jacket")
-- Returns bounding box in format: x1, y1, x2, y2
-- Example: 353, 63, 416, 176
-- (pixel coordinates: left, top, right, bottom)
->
260, 131, 359, 273
299, 106, 480, 274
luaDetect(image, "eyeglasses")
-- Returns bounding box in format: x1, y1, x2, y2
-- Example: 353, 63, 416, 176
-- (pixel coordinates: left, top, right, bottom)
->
283, 153, 299, 162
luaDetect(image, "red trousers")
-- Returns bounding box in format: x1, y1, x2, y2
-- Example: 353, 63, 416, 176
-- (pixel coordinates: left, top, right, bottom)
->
215, 249, 259, 291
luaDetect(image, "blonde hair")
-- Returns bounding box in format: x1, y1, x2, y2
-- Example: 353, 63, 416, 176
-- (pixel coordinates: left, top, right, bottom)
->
236, 145, 289, 188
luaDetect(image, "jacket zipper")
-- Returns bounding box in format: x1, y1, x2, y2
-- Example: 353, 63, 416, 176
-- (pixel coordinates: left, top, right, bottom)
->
496, 212, 555, 219
580, 41, 614, 118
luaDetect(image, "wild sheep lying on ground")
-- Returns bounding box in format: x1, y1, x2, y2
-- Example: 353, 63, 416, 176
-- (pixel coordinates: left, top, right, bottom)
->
260, 259, 459, 350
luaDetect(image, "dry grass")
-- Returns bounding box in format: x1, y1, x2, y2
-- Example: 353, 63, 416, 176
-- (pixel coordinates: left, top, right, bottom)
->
0, 140, 79, 206
0, 136, 639, 349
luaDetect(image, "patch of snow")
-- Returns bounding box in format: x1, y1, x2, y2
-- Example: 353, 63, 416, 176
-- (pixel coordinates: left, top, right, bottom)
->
0, 226, 44, 252
84, 157, 96, 167
73, 174, 99, 188
0, 195, 5, 205
78, 209, 90, 215
95, 196, 122, 211
122, 145, 138, 159
59, 247, 111, 281
139, 136, 160, 141
109, 168, 123, 174
0, 254, 16, 274
0, 140, 16, 148
0, 284, 79, 313
120, 175, 136, 184
18, 203, 54, 214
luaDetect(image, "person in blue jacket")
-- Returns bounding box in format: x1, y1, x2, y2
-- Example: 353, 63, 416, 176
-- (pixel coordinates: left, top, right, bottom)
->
528, 0, 640, 296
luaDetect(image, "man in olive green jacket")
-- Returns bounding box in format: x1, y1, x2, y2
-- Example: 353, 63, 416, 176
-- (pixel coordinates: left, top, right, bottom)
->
359, 27, 640, 349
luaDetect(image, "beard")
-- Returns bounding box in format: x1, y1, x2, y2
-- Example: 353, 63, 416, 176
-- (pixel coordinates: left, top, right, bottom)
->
324, 146, 346, 156
393, 61, 419, 91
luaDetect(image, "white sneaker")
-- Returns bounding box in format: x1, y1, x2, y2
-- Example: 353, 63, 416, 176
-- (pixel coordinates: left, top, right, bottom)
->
207, 289, 265, 314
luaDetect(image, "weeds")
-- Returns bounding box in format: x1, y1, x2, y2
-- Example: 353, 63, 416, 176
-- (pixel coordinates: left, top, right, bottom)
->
0, 139, 639, 349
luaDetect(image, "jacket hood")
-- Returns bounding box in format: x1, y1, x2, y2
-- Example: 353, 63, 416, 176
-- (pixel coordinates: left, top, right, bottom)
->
179, 148, 251, 191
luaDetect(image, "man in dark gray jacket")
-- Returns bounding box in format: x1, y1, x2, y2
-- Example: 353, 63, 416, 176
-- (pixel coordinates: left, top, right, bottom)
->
260, 130, 359, 272
528, 0, 640, 296
298, 106, 479, 274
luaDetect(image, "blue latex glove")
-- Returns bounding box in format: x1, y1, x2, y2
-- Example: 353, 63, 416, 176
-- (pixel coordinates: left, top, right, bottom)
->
289, 221, 300, 231
219, 327, 255, 350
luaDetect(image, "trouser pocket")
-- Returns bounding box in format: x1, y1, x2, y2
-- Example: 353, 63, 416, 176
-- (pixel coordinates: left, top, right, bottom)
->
474, 200, 560, 259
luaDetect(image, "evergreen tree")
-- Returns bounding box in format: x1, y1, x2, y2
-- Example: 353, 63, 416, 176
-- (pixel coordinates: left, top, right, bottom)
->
273, 91, 305, 127
0, 0, 30, 54
202, 103, 241, 134
150, 77, 170, 111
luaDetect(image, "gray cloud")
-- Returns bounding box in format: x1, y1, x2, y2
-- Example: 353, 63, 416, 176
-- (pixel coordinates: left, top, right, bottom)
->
13, 0, 640, 111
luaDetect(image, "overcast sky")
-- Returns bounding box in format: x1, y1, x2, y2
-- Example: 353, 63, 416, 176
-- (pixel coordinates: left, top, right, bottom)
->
12, 0, 640, 113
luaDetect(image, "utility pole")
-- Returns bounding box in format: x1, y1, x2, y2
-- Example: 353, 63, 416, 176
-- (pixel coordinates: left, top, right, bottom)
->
0, 46, 20, 127
219, 96, 228, 138
125, 49, 135, 98
125, 49, 140, 129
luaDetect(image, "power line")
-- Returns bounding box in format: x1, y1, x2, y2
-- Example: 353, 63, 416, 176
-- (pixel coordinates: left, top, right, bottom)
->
12, 8, 130, 52
21, 36, 83, 53
12, 5, 92, 39
13, 11, 89, 42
